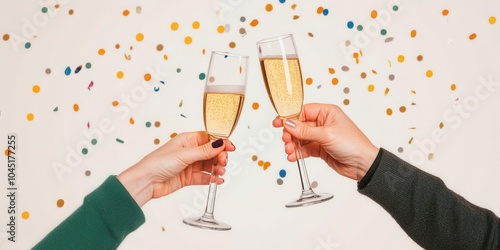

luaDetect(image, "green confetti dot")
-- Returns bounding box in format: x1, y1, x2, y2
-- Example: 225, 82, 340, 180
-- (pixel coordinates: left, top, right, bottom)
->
116, 138, 124, 143
53, 107, 58, 112
199, 73, 206, 80
85, 62, 92, 69
145, 121, 151, 128
25, 42, 31, 49
41, 7, 48, 13
380, 29, 387, 35
91, 139, 97, 145
82, 148, 88, 155
393, 5, 399, 11
176, 68, 181, 73
356, 25, 363, 31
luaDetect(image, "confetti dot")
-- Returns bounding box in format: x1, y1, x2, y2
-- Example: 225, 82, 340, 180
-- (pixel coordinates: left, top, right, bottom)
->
136, 33, 144, 42
371, 10, 378, 19
116, 138, 125, 144
417, 55, 423, 61
217, 25, 225, 33
57, 199, 65, 208
32, 85, 40, 93
392, 5, 399, 11
2, 34, 10, 41
154, 138, 160, 145
263, 161, 271, 170
360, 72, 367, 79
252, 102, 260, 110
399, 106, 406, 113
291, 4, 296, 9
311, 181, 318, 189
328, 68, 335, 74
82, 148, 88, 155
115, 44, 120, 49
154, 121, 161, 127
385, 37, 394, 43
98, 48, 105, 55
192, 21, 200, 29
347, 21, 354, 29
176, 68, 181, 73
410, 30, 417, 38
112, 100, 119, 106
68, 9, 74, 15
85, 62, 92, 69
240, 16, 246, 22
357, 25, 363, 31
322, 9, 329, 16
439, 122, 444, 129
73, 104, 79, 112
306, 78, 313, 85
123, 9, 130, 16
85, 170, 91, 176
277, 179, 283, 185
388, 74, 395, 81
343, 87, 350, 94
184, 36, 192, 44
25, 42, 31, 49
385, 88, 390, 95
5, 149, 10, 156
451, 84, 456, 91
397, 55, 405, 63
156, 44, 164, 51
380, 29, 387, 35
117, 71, 124, 79
386, 108, 393, 116
250, 19, 259, 27
239, 28, 246, 34
341, 66, 350, 71
331, 78, 339, 85
279, 169, 287, 178
171, 22, 179, 31
442, 9, 449, 16
91, 139, 98, 145
293, 15, 300, 20
343, 99, 350, 105
53, 107, 58, 112
45, 68, 51, 74
199, 73, 206, 80
489, 16, 497, 25
22, 211, 30, 219
129, 117, 135, 125
266, 4, 273, 12
144, 73, 151, 81
368, 84, 375, 92
428, 153, 434, 160
469, 33, 477, 40
279, 0, 286, 3
258, 160, 264, 166
229, 41, 236, 48
398, 147, 404, 153
251, 155, 258, 161
426, 70, 433, 78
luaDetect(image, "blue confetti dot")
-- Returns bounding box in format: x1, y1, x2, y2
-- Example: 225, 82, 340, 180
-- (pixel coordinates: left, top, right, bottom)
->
322, 9, 329, 16
347, 21, 354, 29
279, 169, 286, 178
154, 86, 160, 92
279, 0, 286, 3
74, 65, 82, 74
64, 66, 71, 76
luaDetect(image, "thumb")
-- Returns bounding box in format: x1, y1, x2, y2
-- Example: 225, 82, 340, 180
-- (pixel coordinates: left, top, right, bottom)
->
176, 139, 226, 165
284, 119, 326, 143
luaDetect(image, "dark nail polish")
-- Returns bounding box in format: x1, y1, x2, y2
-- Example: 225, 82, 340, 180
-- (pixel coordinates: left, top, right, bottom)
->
212, 139, 224, 148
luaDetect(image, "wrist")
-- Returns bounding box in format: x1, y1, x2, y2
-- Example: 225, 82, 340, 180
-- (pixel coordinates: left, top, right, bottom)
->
117, 161, 155, 207
356, 144, 379, 181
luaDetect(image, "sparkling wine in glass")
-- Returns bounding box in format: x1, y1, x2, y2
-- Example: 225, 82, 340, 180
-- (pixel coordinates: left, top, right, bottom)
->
183, 51, 248, 230
257, 34, 333, 208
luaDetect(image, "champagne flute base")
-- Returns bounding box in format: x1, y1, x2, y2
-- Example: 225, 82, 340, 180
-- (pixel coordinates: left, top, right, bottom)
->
285, 191, 333, 208
183, 216, 231, 231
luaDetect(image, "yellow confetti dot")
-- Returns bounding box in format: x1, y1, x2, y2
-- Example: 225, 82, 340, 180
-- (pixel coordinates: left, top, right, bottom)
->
251, 155, 258, 161
371, 10, 378, 19
386, 108, 393, 116
136, 33, 144, 42
410, 29, 417, 38
317, 7, 324, 14
252, 102, 260, 110
171, 22, 179, 31
184, 36, 192, 45
489, 16, 496, 25
117, 71, 124, 79
22, 211, 30, 219
250, 19, 259, 27
144, 73, 151, 81
265, 4, 273, 12
306, 78, 313, 85
442, 9, 449, 16
98, 48, 105, 55
57, 199, 64, 208
426, 70, 433, 78
397, 55, 405, 63
170, 133, 178, 138
129, 117, 135, 124
331, 78, 339, 85
73, 104, 79, 112
192, 21, 200, 29
123, 10, 130, 16
368, 84, 375, 92
163, 54, 168, 60
112, 100, 119, 106
469, 33, 477, 40
451, 84, 456, 91
217, 25, 225, 33
328, 68, 335, 74
27, 113, 34, 121
32, 85, 40, 93
399, 106, 407, 113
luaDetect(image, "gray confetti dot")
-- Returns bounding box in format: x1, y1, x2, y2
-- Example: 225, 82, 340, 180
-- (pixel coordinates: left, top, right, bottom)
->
45, 68, 51, 74
85, 170, 91, 176
136, 6, 142, 14
240, 16, 246, 22
343, 87, 350, 94
277, 178, 283, 185
398, 147, 404, 153
345, 40, 351, 47
388, 74, 395, 81
239, 28, 246, 34
341, 66, 350, 72
385, 37, 394, 43
311, 181, 318, 189
224, 24, 231, 32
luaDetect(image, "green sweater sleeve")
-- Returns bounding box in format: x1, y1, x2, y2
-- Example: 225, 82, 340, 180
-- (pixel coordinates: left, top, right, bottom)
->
33, 176, 145, 250
358, 148, 500, 249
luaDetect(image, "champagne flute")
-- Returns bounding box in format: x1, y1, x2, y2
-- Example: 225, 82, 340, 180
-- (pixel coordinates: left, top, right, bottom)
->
257, 34, 333, 208
183, 51, 248, 230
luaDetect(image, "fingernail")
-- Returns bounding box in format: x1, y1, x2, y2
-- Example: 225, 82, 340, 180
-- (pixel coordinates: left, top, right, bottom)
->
285, 119, 296, 128
211, 139, 224, 148
231, 142, 236, 150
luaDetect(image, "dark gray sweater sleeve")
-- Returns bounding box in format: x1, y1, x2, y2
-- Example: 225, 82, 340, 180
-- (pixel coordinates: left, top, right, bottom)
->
358, 148, 500, 249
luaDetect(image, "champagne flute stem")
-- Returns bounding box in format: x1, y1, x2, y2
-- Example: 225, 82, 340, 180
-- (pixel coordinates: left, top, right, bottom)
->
293, 137, 314, 194
201, 153, 219, 219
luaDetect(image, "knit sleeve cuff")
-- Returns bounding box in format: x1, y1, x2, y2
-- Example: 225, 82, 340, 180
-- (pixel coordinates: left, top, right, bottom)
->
357, 148, 383, 190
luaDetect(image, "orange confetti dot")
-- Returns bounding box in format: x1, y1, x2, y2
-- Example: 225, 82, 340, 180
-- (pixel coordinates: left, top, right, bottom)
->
439, 122, 444, 129
115, 44, 120, 49
368, 84, 375, 92
386, 108, 393, 116
451, 84, 456, 91
184, 36, 192, 45
317, 7, 324, 14
144, 73, 151, 81
129, 117, 135, 124
154, 138, 160, 145
2, 34, 10, 41
171, 22, 179, 31
252, 102, 260, 110
353, 52, 359, 58
263, 161, 271, 170
489, 16, 497, 25
73, 104, 79, 112
258, 160, 264, 166
98, 48, 105, 55
384, 88, 390, 96
68, 9, 74, 15
27, 113, 34, 121
22, 211, 30, 219
426, 70, 433, 78
5, 149, 9, 156
229, 41, 236, 48
250, 19, 259, 27
343, 99, 350, 105
170, 133, 178, 138
112, 100, 119, 106
371, 10, 378, 19
156, 44, 164, 51
154, 121, 161, 127
192, 21, 200, 29
305, 78, 313, 85
251, 155, 258, 161
328, 68, 335, 74
410, 30, 417, 38
360, 72, 367, 79
442, 9, 449, 16
163, 54, 168, 60
217, 25, 225, 33
397, 55, 405, 63
469, 33, 477, 40
291, 4, 297, 10
265, 4, 273, 12
136, 33, 144, 42
57, 199, 64, 208
123, 10, 130, 16
117, 71, 124, 79
399, 106, 407, 113
331, 78, 339, 85
32, 85, 40, 93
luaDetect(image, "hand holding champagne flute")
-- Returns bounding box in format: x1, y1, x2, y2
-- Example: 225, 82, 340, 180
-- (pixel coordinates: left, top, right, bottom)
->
257, 34, 333, 207
183, 52, 248, 230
